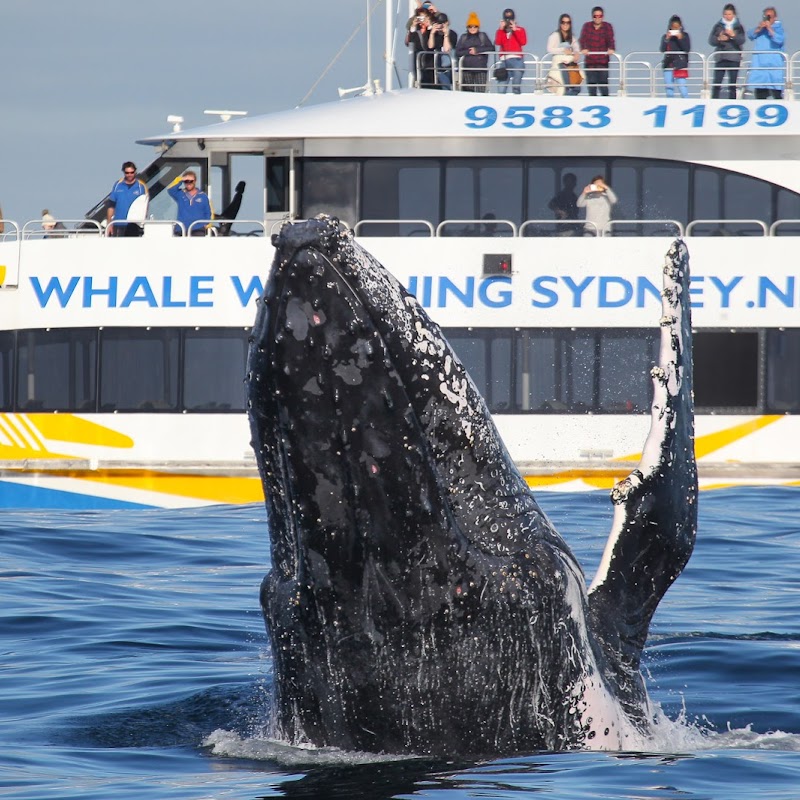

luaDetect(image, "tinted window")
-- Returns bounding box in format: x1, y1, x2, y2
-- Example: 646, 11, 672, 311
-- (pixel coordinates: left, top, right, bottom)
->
694, 331, 758, 408
16, 329, 96, 411
362, 160, 440, 234
766, 329, 800, 412
446, 330, 513, 413
100, 329, 179, 411
301, 161, 359, 226
0, 332, 13, 410
184, 329, 249, 411
599, 333, 658, 412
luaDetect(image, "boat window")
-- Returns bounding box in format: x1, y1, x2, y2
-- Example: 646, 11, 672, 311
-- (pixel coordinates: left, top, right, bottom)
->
517, 332, 558, 410
694, 331, 758, 409
444, 329, 513, 412
16, 329, 96, 412
362, 160, 440, 234
599, 333, 658, 412
693, 167, 720, 219
0, 332, 13, 410
724, 173, 771, 232
640, 164, 690, 226
184, 329, 249, 411
766, 330, 800, 412
267, 156, 291, 214
444, 161, 523, 228
301, 160, 358, 227
100, 329, 179, 411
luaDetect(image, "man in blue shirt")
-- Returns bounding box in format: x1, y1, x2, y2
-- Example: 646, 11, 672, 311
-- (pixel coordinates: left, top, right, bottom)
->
107, 161, 148, 237
167, 171, 213, 236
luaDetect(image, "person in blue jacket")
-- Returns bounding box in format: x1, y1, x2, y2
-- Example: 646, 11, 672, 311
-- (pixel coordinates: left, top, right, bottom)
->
167, 171, 214, 236
748, 7, 785, 99
107, 161, 148, 237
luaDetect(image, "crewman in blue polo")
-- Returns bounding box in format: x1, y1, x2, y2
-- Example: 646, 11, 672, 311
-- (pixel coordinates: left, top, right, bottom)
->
107, 161, 148, 237
167, 171, 214, 236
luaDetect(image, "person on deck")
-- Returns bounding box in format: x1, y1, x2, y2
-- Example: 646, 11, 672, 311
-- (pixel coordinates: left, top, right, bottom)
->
577, 175, 618, 237
456, 12, 494, 92
748, 7, 785, 99
660, 15, 691, 98
494, 8, 527, 94
708, 4, 746, 99
167, 171, 213, 236
579, 6, 615, 97
107, 161, 148, 237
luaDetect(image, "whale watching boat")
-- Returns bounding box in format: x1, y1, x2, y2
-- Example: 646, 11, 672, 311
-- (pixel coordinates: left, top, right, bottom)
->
2, 5, 800, 508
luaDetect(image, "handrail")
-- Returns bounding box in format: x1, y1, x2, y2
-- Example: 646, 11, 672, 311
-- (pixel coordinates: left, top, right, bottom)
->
519, 219, 596, 236
21, 219, 103, 239
435, 218, 517, 237
769, 219, 800, 236
0, 221, 21, 241
604, 219, 684, 236
686, 219, 768, 236
354, 219, 434, 236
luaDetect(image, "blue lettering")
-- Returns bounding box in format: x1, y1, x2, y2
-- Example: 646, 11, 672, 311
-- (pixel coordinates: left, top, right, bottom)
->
636, 277, 661, 307
709, 276, 743, 308
562, 276, 594, 307
758, 276, 795, 308
82, 277, 118, 308
406, 276, 418, 297
438, 277, 474, 308
421, 276, 433, 308
162, 277, 186, 308
190, 276, 214, 307
29, 276, 80, 308
689, 275, 704, 308
532, 276, 558, 308
121, 277, 158, 308
479, 277, 512, 308
598, 277, 633, 308
230, 275, 264, 307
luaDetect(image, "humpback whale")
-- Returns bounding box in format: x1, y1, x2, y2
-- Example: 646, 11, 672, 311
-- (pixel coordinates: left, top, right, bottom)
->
246, 217, 697, 756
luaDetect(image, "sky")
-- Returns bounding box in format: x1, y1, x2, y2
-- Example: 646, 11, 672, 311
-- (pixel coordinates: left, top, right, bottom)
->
2, 0, 799, 225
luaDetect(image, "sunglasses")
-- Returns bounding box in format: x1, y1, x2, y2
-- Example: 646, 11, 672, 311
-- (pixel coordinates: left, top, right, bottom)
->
468, 24, 478, 28
560, 20, 570, 24
124, 170, 135, 175
183, 179, 195, 184
593, 13, 603, 18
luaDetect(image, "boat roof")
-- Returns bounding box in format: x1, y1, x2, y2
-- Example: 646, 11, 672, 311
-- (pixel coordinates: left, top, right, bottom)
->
138, 88, 800, 147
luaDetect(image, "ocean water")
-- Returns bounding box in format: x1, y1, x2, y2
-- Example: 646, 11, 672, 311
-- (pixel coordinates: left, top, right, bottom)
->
3, 487, 800, 799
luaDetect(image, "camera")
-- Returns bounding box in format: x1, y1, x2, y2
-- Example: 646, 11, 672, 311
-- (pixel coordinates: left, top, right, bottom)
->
589, 183, 599, 192
669, 30, 679, 37
763, 14, 769, 21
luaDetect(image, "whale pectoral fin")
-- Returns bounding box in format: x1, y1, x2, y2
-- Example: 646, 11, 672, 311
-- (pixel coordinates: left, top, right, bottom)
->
587, 240, 697, 699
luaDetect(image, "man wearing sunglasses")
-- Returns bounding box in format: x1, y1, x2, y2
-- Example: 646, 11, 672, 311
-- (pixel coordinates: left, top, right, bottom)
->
579, 6, 616, 96
167, 171, 214, 237
107, 161, 148, 237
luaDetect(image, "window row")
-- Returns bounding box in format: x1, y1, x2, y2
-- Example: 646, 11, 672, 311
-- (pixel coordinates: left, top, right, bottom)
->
443, 327, 800, 414
0, 327, 796, 415
301, 157, 800, 235
0, 328, 250, 413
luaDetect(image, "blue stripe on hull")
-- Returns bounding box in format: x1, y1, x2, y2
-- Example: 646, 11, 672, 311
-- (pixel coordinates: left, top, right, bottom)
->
0, 481, 155, 510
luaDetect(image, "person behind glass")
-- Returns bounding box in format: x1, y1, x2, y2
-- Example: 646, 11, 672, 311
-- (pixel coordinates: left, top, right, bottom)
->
107, 161, 147, 237
748, 7, 785, 100
660, 15, 691, 98
406, 7, 437, 87
576, 175, 617, 237
708, 4, 745, 99
167, 171, 213, 236
428, 12, 457, 89
494, 8, 527, 94
548, 172, 580, 236
456, 13, 494, 92
579, 7, 615, 97
546, 14, 581, 96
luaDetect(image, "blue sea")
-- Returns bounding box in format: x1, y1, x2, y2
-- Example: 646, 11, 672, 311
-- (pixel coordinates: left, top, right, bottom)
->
3, 487, 800, 799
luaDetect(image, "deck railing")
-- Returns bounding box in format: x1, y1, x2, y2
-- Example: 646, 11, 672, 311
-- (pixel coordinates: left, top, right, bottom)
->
444, 48, 800, 98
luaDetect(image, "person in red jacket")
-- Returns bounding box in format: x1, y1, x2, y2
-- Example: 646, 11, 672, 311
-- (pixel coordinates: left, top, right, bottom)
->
494, 8, 527, 93
580, 6, 616, 96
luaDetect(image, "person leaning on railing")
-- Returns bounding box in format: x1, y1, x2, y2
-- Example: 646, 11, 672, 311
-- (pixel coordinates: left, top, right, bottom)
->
428, 12, 457, 89
456, 12, 494, 92
579, 6, 615, 97
546, 14, 581, 96
747, 7, 785, 99
708, 3, 745, 99
494, 8, 527, 95
660, 15, 691, 98
406, 7, 437, 88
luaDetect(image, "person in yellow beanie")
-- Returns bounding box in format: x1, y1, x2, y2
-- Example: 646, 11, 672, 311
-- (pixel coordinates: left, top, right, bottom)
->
456, 12, 495, 91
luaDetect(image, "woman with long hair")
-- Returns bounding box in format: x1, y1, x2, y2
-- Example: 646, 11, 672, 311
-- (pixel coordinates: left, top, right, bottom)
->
546, 13, 582, 96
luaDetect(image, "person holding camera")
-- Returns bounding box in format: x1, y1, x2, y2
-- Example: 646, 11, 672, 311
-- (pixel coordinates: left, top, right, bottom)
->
428, 12, 457, 89
660, 15, 691, 98
576, 176, 617, 237
748, 7, 785, 99
708, 4, 745, 99
456, 13, 494, 92
494, 8, 527, 94
406, 7, 437, 87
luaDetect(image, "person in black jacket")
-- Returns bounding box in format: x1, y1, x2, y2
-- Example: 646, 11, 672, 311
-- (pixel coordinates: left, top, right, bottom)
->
428, 12, 458, 89
708, 3, 746, 99
455, 12, 494, 91
660, 15, 691, 97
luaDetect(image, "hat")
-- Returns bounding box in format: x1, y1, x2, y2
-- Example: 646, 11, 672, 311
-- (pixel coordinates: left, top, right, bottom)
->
467, 12, 480, 26
41, 210, 55, 230
503, 8, 515, 19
